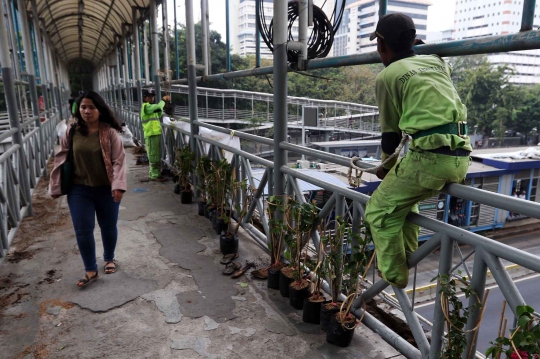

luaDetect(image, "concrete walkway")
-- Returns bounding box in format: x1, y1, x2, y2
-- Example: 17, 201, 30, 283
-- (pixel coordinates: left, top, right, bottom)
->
0, 151, 404, 359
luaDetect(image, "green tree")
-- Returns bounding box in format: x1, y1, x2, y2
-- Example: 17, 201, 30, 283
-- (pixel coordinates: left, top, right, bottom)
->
510, 85, 540, 135
457, 58, 512, 136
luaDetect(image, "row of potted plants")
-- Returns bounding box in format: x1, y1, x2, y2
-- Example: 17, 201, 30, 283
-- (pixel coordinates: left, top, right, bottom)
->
173, 147, 251, 254
174, 150, 372, 348
266, 194, 372, 347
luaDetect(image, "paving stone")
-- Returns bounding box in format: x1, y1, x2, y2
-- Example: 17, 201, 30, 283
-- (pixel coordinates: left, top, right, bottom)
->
171, 337, 219, 359
203, 316, 219, 331
46, 306, 62, 316
141, 288, 183, 324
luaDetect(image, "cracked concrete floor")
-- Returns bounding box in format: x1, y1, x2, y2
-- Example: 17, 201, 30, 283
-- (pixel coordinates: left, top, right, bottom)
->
0, 151, 404, 359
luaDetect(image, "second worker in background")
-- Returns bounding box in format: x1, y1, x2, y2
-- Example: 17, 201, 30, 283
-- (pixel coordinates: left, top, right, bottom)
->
140, 89, 170, 182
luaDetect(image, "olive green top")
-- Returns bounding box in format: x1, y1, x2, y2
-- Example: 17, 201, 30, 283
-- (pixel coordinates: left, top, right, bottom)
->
72, 129, 110, 187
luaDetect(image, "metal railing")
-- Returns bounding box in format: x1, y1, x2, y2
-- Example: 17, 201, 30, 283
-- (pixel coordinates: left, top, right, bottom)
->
0, 110, 59, 266
115, 105, 540, 359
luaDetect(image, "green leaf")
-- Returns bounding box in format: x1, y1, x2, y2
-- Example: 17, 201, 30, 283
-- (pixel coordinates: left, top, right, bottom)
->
518, 315, 531, 328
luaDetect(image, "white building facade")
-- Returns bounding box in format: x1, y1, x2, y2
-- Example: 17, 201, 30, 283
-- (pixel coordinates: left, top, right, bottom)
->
452, 0, 540, 84
333, 0, 431, 57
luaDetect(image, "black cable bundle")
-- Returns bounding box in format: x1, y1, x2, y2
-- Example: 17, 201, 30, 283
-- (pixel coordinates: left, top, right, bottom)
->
257, 0, 347, 63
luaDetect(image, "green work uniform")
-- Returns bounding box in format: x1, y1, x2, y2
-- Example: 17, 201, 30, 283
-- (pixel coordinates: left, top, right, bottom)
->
365, 53, 471, 288
72, 102, 78, 117
141, 100, 165, 179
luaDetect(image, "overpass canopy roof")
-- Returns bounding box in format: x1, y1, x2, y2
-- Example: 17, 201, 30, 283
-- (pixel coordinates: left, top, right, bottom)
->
30, 0, 152, 67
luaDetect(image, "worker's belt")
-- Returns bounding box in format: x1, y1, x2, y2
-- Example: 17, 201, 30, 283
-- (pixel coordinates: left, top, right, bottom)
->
426, 146, 470, 157
412, 122, 468, 140
142, 117, 160, 124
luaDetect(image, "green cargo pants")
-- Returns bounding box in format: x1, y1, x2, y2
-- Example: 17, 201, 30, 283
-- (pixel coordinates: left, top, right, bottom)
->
145, 134, 162, 179
364, 149, 469, 288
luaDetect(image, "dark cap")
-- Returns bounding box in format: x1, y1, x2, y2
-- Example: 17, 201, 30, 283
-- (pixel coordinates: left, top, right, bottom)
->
369, 13, 416, 45
142, 89, 155, 97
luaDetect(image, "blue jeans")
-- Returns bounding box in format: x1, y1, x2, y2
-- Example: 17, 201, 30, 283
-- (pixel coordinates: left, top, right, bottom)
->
67, 184, 120, 272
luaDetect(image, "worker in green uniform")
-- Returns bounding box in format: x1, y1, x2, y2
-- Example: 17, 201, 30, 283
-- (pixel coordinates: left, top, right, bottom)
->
365, 13, 471, 288
141, 89, 170, 181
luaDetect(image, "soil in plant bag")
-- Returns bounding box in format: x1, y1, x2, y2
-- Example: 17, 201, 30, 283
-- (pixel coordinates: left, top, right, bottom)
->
302, 294, 325, 324
210, 211, 217, 228
289, 280, 310, 310
320, 302, 342, 332
180, 190, 192, 204
198, 202, 205, 216
267, 263, 285, 290
279, 267, 294, 297
220, 234, 238, 255
174, 184, 180, 194
326, 312, 356, 347
214, 218, 226, 235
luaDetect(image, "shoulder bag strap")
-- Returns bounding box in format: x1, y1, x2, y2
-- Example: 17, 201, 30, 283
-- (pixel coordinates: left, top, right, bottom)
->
67, 124, 76, 162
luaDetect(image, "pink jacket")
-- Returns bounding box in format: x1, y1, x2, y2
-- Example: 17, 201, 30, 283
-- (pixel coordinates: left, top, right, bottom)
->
49, 122, 127, 195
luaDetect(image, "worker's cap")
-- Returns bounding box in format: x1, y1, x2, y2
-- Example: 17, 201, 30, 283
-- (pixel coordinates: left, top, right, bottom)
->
142, 89, 156, 97
369, 13, 416, 45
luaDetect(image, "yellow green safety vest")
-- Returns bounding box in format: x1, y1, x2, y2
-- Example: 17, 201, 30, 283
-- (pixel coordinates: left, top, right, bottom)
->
141, 100, 165, 137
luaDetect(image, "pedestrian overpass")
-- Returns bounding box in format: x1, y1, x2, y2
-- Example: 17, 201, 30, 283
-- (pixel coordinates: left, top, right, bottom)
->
2, 0, 540, 358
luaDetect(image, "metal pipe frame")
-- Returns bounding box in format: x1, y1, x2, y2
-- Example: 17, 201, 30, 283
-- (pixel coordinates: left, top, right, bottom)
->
463, 248, 488, 358
150, 0, 161, 96
225, 0, 230, 72
18, 0, 44, 180
272, 0, 288, 198
174, 0, 180, 79
379, 0, 388, 18
133, 7, 143, 114
521, 0, 536, 32
428, 235, 453, 358
201, 0, 209, 77
393, 287, 430, 357
171, 29, 540, 85
255, 0, 261, 67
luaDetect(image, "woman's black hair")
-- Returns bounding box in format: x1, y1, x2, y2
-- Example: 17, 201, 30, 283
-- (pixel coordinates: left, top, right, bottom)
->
74, 91, 123, 135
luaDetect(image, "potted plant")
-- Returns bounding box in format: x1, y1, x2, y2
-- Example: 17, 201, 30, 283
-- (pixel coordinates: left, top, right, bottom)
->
302, 240, 326, 324
220, 178, 251, 255
326, 226, 371, 347
266, 195, 288, 289
286, 199, 319, 309
207, 159, 232, 234
486, 305, 540, 359
204, 160, 220, 220
319, 216, 349, 332
195, 155, 212, 216
173, 145, 195, 204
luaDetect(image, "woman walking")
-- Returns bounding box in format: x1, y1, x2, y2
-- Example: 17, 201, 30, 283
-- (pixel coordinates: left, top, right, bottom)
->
50, 91, 127, 287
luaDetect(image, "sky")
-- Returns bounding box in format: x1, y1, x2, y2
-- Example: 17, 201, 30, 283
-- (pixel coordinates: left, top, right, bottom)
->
164, 0, 457, 36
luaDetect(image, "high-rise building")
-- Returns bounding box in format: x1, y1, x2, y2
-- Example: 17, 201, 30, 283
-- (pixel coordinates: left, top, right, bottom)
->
452, 0, 540, 84
230, 0, 335, 59
333, 0, 431, 57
